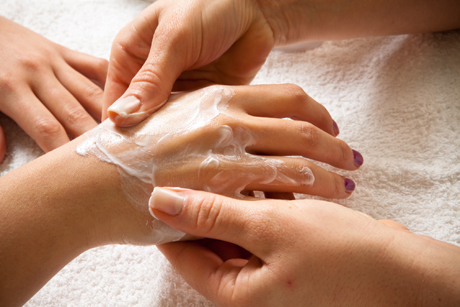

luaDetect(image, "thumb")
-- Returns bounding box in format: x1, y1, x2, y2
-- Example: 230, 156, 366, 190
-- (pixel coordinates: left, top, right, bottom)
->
106, 31, 186, 127
149, 187, 277, 257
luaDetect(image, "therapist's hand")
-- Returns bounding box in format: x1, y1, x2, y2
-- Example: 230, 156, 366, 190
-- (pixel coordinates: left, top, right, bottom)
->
0, 17, 108, 162
153, 188, 460, 306
103, 0, 274, 127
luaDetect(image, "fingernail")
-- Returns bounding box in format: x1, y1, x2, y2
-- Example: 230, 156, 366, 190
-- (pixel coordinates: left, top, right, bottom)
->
149, 187, 185, 217
107, 96, 141, 117
344, 178, 356, 193
114, 111, 148, 127
352, 150, 364, 167
332, 120, 340, 136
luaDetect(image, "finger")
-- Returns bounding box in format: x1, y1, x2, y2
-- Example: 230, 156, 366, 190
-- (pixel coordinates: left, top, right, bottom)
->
54, 62, 104, 121
238, 155, 356, 198
106, 19, 192, 127
59, 47, 108, 88
0, 124, 6, 163
171, 153, 355, 198
150, 187, 281, 257
157, 241, 247, 303
32, 75, 98, 137
232, 84, 340, 136
1, 91, 69, 151
243, 115, 363, 170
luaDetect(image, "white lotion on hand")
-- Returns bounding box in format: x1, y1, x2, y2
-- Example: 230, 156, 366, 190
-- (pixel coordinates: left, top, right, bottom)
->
77, 86, 314, 244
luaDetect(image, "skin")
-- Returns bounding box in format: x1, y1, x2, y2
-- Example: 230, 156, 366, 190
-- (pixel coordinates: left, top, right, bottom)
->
102, 0, 460, 126
0, 84, 358, 306
152, 187, 460, 306
0, 17, 108, 162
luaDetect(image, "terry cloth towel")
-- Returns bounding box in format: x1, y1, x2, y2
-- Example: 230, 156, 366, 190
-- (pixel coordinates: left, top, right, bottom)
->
0, 0, 459, 306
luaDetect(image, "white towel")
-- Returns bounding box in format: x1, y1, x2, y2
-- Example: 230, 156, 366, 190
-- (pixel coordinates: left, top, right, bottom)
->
1, 0, 459, 306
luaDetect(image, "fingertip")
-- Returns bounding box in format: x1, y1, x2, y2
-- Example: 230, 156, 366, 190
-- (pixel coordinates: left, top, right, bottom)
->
352, 149, 364, 168
107, 108, 150, 127
344, 178, 356, 194
107, 94, 167, 127
332, 120, 340, 136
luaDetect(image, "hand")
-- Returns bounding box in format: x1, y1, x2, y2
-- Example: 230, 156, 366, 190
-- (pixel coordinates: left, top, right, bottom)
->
83, 84, 362, 244
102, 0, 274, 126
0, 17, 108, 162
153, 188, 460, 306
0, 83, 362, 305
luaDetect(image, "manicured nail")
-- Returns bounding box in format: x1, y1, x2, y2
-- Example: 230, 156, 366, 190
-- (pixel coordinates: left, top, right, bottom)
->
107, 96, 141, 117
332, 120, 340, 136
149, 187, 185, 217
114, 111, 148, 127
344, 178, 356, 193
352, 150, 364, 167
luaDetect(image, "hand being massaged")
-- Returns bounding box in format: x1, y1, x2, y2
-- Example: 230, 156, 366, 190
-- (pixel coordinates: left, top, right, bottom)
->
0, 83, 361, 306
78, 84, 362, 244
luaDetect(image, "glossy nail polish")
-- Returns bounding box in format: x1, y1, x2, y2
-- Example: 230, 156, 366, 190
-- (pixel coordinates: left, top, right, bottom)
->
344, 178, 356, 193
352, 150, 364, 167
332, 120, 340, 136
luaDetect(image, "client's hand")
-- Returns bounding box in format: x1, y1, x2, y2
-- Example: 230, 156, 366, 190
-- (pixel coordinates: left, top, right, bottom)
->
80, 84, 362, 244
0, 84, 363, 306
153, 188, 460, 306
0, 17, 108, 162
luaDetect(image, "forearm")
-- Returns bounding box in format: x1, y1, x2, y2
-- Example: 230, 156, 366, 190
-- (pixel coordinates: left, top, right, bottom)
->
257, 0, 460, 45
0, 138, 124, 307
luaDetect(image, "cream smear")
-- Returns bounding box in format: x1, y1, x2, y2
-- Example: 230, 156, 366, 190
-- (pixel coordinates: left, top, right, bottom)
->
77, 86, 315, 243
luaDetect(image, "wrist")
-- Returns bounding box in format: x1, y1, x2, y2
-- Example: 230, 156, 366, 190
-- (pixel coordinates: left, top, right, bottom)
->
380, 229, 460, 305
254, 0, 318, 45
409, 234, 460, 304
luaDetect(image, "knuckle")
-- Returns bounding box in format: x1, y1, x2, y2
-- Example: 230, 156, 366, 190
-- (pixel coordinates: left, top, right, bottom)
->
95, 58, 108, 72
283, 83, 307, 102
298, 122, 319, 147
131, 65, 163, 90
34, 119, 64, 140
21, 55, 46, 72
65, 106, 90, 126
84, 83, 104, 102
189, 194, 223, 234
0, 74, 16, 93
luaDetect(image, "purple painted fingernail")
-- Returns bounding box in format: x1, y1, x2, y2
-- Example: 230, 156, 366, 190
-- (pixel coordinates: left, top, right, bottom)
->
353, 150, 364, 167
344, 178, 356, 193
332, 120, 340, 136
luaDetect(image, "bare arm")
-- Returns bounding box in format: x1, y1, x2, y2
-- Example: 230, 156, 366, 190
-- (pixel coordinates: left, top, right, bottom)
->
259, 0, 460, 45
